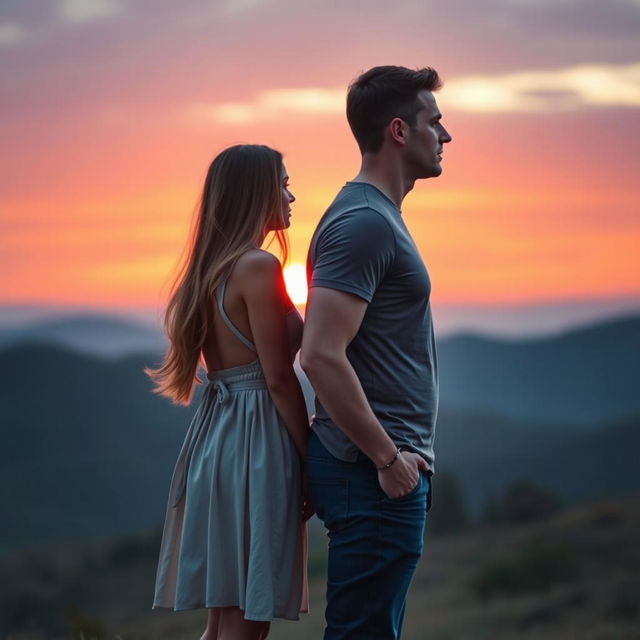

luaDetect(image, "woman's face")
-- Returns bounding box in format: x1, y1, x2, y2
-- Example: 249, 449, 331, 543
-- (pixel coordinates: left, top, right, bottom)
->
269, 164, 295, 230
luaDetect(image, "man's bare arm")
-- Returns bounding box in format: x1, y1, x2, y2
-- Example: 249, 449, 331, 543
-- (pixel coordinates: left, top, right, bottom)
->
300, 287, 429, 498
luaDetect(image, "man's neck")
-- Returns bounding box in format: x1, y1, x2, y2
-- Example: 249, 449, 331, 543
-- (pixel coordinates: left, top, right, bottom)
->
351, 155, 415, 209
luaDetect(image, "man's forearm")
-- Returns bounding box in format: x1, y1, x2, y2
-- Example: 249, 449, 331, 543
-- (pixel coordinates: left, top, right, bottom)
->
302, 350, 397, 467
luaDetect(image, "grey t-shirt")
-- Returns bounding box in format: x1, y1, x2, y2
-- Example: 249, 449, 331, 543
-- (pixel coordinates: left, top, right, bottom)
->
307, 182, 438, 468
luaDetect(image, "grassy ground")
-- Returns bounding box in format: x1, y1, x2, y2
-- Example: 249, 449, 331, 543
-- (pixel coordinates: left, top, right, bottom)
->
2, 498, 639, 639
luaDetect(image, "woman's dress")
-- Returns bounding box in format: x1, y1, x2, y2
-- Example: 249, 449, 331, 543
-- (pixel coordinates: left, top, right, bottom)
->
153, 279, 307, 621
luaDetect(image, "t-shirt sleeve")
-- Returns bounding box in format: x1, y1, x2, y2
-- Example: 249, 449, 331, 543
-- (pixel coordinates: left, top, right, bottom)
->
309, 208, 396, 303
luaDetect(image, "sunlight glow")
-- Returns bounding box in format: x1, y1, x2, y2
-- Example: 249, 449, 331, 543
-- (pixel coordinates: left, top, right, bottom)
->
283, 263, 308, 306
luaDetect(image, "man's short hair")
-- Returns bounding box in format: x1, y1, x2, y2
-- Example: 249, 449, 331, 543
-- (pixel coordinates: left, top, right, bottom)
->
347, 66, 442, 154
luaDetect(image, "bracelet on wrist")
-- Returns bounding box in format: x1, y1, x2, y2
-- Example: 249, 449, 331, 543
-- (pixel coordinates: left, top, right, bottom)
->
377, 448, 401, 471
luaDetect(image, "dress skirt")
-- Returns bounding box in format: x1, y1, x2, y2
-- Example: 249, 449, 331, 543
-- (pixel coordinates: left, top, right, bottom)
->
153, 359, 308, 621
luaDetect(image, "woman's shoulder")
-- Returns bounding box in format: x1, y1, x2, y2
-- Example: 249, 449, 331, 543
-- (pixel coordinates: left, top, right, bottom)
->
235, 249, 280, 271
234, 249, 281, 279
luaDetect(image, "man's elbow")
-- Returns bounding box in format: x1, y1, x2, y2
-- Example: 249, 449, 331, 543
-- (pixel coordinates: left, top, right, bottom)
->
299, 346, 316, 379
300, 345, 337, 381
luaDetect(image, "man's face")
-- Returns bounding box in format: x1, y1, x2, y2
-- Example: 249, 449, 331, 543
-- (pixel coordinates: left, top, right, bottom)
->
404, 90, 452, 179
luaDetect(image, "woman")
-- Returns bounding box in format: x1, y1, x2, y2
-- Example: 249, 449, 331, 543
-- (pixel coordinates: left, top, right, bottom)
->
148, 144, 310, 640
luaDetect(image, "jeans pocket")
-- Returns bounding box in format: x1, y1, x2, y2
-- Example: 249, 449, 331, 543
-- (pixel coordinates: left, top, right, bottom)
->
308, 478, 350, 532
383, 472, 424, 503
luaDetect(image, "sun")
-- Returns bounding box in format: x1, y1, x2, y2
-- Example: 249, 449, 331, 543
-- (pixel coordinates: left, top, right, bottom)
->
283, 263, 308, 306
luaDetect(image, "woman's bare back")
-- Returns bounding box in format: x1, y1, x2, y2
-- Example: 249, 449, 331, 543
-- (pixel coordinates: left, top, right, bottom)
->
202, 249, 282, 373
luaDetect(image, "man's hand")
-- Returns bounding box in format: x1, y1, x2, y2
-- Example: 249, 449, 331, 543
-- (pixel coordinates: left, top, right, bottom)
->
377, 451, 430, 499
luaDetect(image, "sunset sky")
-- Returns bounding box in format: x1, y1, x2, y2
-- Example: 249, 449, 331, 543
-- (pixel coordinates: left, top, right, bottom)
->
2, 0, 639, 335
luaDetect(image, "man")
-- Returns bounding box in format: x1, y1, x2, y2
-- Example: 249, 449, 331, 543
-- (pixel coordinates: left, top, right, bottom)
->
300, 65, 452, 639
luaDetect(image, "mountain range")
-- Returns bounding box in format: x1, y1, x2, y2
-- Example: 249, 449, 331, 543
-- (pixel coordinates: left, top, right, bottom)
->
437, 315, 640, 426
0, 313, 166, 359
1, 312, 638, 425
1, 314, 638, 554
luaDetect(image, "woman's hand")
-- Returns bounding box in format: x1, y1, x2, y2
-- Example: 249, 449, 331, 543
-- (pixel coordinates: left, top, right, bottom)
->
301, 473, 315, 522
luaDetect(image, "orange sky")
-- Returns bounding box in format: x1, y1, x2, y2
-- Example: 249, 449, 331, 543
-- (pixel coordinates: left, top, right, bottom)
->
2, 1, 640, 323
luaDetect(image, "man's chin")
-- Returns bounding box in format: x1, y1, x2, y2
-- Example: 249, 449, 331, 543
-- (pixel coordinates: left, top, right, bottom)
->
430, 163, 443, 177
418, 166, 442, 180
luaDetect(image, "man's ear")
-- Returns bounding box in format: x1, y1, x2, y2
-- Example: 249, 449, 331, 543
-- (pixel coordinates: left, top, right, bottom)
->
388, 117, 408, 146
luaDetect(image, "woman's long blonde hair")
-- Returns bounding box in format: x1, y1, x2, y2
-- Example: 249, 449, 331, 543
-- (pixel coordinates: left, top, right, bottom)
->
147, 144, 288, 405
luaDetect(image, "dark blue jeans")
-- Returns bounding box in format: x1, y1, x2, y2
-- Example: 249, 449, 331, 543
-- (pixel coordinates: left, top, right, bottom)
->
306, 430, 431, 640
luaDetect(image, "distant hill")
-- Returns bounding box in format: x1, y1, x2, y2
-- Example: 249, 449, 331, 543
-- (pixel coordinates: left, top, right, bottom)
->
2, 313, 639, 426
437, 315, 640, 426
0, 314, 166, 359
0, 344, 189, 554
434, 410, 640, 513
1, 341, 639, 554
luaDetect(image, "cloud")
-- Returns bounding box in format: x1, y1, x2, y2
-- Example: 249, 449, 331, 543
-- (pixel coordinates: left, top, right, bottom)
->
221, 0, 269, 16
188, 88, 345, 124
0, 22, 28, 46
188, 63, 640, 125
440, 63, 640, 113
59, 0, 122, 25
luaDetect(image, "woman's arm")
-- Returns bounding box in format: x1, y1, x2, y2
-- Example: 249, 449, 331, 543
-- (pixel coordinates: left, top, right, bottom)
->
239, 250, 309, 458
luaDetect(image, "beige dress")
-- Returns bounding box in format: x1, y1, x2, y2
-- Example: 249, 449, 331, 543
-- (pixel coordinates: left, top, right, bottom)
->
153, 278, 308, 620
